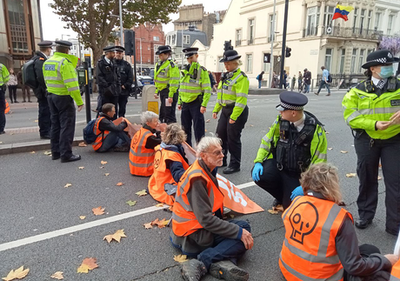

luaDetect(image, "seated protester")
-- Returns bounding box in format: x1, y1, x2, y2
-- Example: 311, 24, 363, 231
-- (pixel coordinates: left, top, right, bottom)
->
251, 91, 327, 209
148, 123, 190, 205
93, 103, 131, 152
129, 111, 161, 177
280, 163, 398, 281
171, 136, 253, 281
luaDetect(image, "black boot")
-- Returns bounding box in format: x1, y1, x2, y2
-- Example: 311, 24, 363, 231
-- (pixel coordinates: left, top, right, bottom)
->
181, 259, 207, 281
209, 260, 249, 281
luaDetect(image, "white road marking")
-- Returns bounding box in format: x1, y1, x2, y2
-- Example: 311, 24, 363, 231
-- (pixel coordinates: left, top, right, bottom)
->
0, 181, 256, 253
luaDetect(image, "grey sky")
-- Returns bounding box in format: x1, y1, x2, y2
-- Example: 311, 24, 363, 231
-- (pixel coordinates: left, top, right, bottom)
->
41, 0, 231, 41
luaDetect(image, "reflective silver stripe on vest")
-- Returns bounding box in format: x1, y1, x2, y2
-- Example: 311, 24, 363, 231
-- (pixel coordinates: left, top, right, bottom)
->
314, 150, 327, 160
128, 160, 153, 168
235, 102, 246, 109
375, 107, 400, 114
64, 77, 78, 83
283, 239, 339, 264
236, 92, 247, 98
129, 147, 154, 157
260, 143, 269, 150
171, 212, 192, 223
136, 131, 152, 155
175, 169, 204, 211
68, 86, 79, 92
390, 275, 400, 281
155, 79, 169, 84
318, 204, 342, 256
179, 87, 201, 93
202, 83, 211, 88
46, 83, 64, 88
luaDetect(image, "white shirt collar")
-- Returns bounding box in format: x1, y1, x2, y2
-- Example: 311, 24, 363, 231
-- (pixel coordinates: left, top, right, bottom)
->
371, 76, 387, 87
40, 51, 48, 59
292, 113, 305, 132
104, 56, 111, 64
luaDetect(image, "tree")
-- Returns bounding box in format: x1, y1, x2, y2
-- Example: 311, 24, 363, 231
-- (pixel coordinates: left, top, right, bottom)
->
379, 36, 400, 55
50, 0, 181, 66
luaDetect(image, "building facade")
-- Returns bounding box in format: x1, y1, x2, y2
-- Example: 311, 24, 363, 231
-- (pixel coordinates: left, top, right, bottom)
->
200, 0, 400, 88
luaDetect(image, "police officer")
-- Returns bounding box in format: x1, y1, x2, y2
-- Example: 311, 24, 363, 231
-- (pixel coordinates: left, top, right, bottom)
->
96, 45, 120, 119
31, 41, 53, 139
178, 47, 211, 147
0, 62, 10, 134
43, 40, 84, 162
342, 49, 400, 235
114, 46, 133, 117
212, 49, 249, 174
154, 45, 180, 124
252, 91, 327, 209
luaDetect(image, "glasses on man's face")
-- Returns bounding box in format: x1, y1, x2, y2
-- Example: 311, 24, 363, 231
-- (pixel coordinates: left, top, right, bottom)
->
206, 150, 223, 156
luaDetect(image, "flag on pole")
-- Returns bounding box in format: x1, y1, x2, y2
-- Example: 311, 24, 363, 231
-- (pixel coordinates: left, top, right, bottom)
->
332, 5, 354, 21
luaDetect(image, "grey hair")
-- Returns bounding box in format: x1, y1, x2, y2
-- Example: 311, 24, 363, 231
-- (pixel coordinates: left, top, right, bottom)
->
196, 136, 222, 155
140, 111, 159, 124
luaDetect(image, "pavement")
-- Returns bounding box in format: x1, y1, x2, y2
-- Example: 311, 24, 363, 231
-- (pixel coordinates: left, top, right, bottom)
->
0, 89, 396, 280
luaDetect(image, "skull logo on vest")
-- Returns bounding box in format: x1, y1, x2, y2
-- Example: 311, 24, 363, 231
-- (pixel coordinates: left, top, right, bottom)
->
154, 150, 162, 170
289, 202, 319, 244
131, 133, 140, 146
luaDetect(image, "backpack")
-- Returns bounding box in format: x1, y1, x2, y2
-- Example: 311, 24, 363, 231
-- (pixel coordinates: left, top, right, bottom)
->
327, 74, 332, 83
22, 58, 38, 89
83, 118, 100, 144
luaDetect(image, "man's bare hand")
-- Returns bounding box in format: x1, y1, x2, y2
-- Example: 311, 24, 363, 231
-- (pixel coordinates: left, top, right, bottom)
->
122, 85, 125, 89
229, 118, 236, 124
200, 106, 206, 114
240, 229, 254, 250
168, 97, 173, 104
212, 112, 218, 119
376, 121, 391, 131
77, 105, 84, 112
390, 111, 400, 124
178, 105, 182, 110
384, 254, 399, 266
154, 94, 159, 99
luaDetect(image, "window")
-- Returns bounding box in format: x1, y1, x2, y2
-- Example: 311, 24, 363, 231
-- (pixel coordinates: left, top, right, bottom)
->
359, 9, 366, 34
375, 12, 381, 30
325, 48, 333, 71
7, 0, 29, 54
236, 29, 242, 46
388, 15, 394, 35
350, 49, 358, 74
153, 36, 160, 41
248, 19, 255, 44
246, 54, 253, 72
148, 46, 150, 51
339, 49, 346, 74
218, 57, 224, 72
359, 49, 366, 73
353, 8, 359, 33
166, 36, 170, 45
183, 35, 190, 45
268, 14, 276, 42
366, 10, 372, 33
172, 34, 176, 45
306, 6, 319, 36
154, 44, 160, 62
324, 6, 335, 28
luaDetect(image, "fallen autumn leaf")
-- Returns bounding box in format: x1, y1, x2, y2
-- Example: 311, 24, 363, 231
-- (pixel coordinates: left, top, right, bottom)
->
155, 203, 164, 207
64, 183, 72, 188
44, 151, 52, 156
346, 173, 357, 178
103, 229, 126, 243
77, 257, 98, 274
136, 189, 147, 197
78, 142, 87, 147
126, 200, 137, 207
340, 150, 348, 154
50, 271, 64, 279
143, 222, 153, 229
92, 207, 105, 216
2, 266, 30, 281
78, 166, 84, 170
79, 216, 86, 220
116, 182, 124, 186
101, 160, 107, 165
173, 255, 188, 263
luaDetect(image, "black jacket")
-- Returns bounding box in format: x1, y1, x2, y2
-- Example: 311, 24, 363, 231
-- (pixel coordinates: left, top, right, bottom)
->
114, 59, 133, 96
31, 51, 47, 99
96, 56, 121, 97
98, 113, 127, 132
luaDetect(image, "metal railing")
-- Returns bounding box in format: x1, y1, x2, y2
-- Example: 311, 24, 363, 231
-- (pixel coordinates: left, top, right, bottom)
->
303, 27, 318, 37
322, 27, 382, 40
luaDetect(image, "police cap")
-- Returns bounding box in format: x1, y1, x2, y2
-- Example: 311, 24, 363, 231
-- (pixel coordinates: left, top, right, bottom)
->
182, 47, 198, 58
362, 49, 400, 69
38, 41, 53, 48
276, 91, 308, 111
103, 45, 116, 52
219, 49, 241, 62
55, 40, 72, 48
114, 45, 125, 52
156, 45, 172, 55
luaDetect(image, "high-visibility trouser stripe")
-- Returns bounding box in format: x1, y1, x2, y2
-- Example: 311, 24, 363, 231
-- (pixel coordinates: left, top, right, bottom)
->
279, 255, 344, 281
47, 83, 65, 88
175, 169, 204, 211
283, 239, 340, 264
64, 77, 78, 83
129, 147, 154, 157
67, 86, 80, 92
128, 160, 153, 168
155, 80, 169, 84
236, 92, 248, 98
390, 275, 400, 281
235, 102, 247, 109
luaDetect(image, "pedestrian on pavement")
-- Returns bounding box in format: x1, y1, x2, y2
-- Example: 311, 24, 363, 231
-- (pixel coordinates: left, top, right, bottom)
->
0, 62, 10, 135
291, 75, 296, 91
342, 49, 400, 236
114, 46, 133, 118
31, 41, 53, 139
129, 111, 161, 177
251, 91, 327, 209
212, 48, 249, 175
256, 71, 264, 89
297, 71, 303, 92
148, 123, 189, 205
43, 40, 84, 163
6, 69, 18, 103
208, 71, 217, 93
303, 68, 311, 93
154, 45, 180, 124
171, 136, 253, 281
280, 163, 397, 281
282, 70, 288, 89
178, 47, 211, 147
17, 70, 31, 102
96, 45, 120, 119
91, 103, 130, 152
272, 71, 278, 88
315, 66, 331, 96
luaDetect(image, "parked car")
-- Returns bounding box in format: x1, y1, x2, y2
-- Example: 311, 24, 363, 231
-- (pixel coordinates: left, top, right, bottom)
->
138, 75, 154, 86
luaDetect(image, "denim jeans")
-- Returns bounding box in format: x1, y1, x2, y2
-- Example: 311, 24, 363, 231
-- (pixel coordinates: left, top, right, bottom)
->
97, 131, 130, 152
317, 80, 331, 94
258, 80, 261, 89
304, 83, 310, 93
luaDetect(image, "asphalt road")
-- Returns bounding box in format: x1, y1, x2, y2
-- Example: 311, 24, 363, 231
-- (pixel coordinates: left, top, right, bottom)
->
0, 91, 396, 280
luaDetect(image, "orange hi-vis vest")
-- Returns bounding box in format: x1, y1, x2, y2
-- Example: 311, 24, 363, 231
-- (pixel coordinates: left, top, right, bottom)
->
172, 159, 224, 237
5, 99, 10, 114
148, 147, 190, 206
279, 195, 353, 281
390, 260, 400, 281
92, 117, 110, 151
129, 127, 156, 176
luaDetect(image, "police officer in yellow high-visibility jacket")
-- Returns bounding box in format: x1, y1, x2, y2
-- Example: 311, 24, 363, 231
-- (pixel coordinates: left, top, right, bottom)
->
43, 40, 84, 163
154, 45, 180, 124
0, 62, 10, 134
178, 47, 211, 146
212, 49, 249, 174
343, 49, 400, 235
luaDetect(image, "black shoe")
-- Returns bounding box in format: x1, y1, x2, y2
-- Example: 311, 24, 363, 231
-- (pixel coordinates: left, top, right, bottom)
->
60, 154, 81, 163
209, 260, 249, 281
272, 199, 282, 208
40, 135, 51, 140
15, 101, 19, 103
181, 259, 207, 281
223, 167, 240, 174
52, 152, 60, 160
386, 228, 398, 236
355, 219, 372, 229
113, 144, 130, 152
0, 131, 5, 135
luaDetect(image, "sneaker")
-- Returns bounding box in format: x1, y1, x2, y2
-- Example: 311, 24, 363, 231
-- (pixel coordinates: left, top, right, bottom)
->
314, 92, 319, 96
209, 260, 249, 281
326, 93, 331, 96
181, 259, 207, 281
113, 144, 130, 152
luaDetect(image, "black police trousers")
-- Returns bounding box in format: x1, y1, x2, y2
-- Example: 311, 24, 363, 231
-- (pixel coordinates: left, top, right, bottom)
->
216, 105, 248, 169
38, 97, 51, 137
0, 86, 5, 132
118, 95, 129, 117
354, 132, 400, 234
47, 94, 76, 159
159, 88, 177, 124
252, 158, 300, 209
181, 98, 205, 147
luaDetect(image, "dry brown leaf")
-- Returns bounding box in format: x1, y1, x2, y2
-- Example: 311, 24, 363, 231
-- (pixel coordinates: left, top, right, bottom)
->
268, 209, 279, 215
340, 150, 348, 154
34, 120, 38, 123
346, 173, 357, 178
92, 207, 105, 216
99, 166, 104, 169
136, 189, 147, 197
101, 160, 108, 165
78, 142, 87, 147
79, 216, 86, 220
104, 173, 110, 176
328, 147, 333, 151
44, 151, 52, 156
155, 203, 164, 207
173, 255, 188, 263
273, 205, 284, 212
103, 229, 127, 243
143, 222, 153, 229
2, 266, 30, 281
50, 271, 64, 279
326, 131, 330, 134
78, 166, 85, 170
150, 218, 169, 228
206, 119, 210, 123
64, 183, 72, 188
77, 257, 98, 273
30, 151, 36, 154
116, 182, 124, 186
378, 176, 382, 180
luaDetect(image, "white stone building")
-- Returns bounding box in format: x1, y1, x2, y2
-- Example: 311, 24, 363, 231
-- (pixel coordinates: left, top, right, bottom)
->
199, 0, 400, 88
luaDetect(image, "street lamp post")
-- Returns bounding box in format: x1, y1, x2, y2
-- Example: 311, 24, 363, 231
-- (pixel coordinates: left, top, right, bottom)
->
135, 38, 142, 74
118, 0, 124, 46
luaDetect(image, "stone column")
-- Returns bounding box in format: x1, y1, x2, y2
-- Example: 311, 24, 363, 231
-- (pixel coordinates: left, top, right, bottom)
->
318, 1, 326, 36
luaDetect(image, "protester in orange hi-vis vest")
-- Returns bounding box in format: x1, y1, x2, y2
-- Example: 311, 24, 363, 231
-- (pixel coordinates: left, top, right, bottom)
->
148, 123, 189, 205
129, 111, 161, 176
280, 163, 397, 281
391, 259, 400, 280
92, 103, 131, 152
5, 99, 9, 114
170, 136, 253, 281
